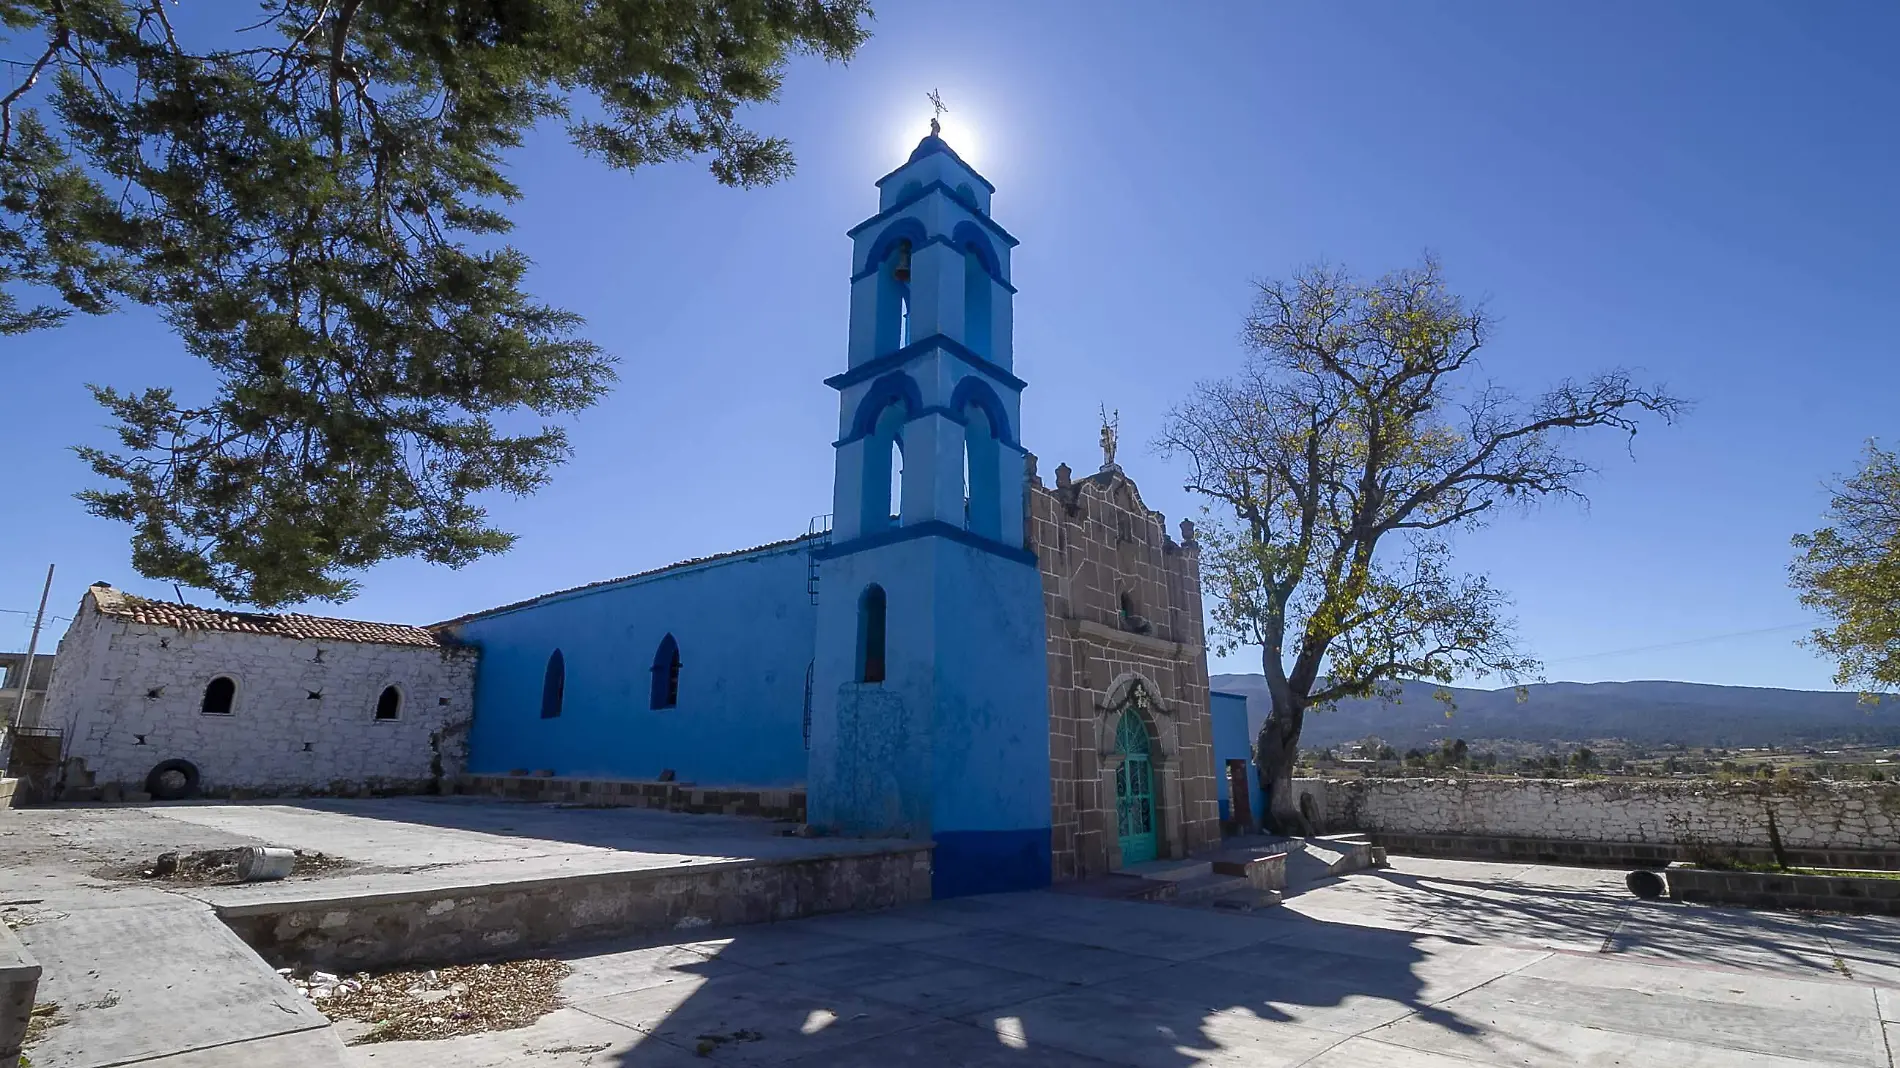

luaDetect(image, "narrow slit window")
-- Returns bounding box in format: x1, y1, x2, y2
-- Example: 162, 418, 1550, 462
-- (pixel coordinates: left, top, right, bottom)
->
889, 438, 904, 521
541, 649, 565, 719
858, 584, 888, 684
651, 633, 681, 709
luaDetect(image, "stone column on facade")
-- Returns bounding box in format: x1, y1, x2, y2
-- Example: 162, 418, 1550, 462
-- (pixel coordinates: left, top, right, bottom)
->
1154, 755, 1183, 860
1099, 749, 1126, 871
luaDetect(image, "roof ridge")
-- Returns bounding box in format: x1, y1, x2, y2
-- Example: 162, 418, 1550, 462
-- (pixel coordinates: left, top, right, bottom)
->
430, 532, 813, 629
86, 584, 452, 649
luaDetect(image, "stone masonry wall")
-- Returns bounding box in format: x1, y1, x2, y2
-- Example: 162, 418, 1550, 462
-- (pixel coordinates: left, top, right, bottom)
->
42, 601, 478, 794
1031, 460, 1219, 880
1297, 776, 1900, 856
222, 846, 935, 970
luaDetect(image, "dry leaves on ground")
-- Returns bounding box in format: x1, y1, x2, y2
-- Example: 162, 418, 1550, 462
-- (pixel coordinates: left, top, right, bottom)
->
289, 959, 570, 1043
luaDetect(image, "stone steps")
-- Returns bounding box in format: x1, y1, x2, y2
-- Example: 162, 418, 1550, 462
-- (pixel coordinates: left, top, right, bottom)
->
1170, 872, 1283, 911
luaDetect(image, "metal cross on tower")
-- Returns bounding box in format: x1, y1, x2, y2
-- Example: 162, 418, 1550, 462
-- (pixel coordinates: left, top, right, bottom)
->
927, 88, 948, 136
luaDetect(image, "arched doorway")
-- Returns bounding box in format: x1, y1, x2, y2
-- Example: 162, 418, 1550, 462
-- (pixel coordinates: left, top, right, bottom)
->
1114, 711, 1157, 865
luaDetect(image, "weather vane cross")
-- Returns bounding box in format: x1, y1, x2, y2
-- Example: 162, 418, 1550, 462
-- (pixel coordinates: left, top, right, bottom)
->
927, 89, 948, 136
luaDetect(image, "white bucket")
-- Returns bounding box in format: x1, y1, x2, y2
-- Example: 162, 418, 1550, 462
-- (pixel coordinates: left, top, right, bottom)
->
236, 846, 296, 881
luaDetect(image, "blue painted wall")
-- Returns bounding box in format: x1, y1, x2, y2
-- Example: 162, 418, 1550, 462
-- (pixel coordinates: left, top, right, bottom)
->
809, 130, 1052, 898
807, 536, 1052, 897
449, 542, 816, 787
1210, 689, 1258, 824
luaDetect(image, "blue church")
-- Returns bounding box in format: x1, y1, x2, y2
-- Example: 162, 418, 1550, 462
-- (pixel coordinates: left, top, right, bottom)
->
440, 124, 1251, 896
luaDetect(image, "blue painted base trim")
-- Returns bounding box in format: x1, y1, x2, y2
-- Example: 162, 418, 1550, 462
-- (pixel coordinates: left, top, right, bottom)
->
815, 519, 1037, 567
932, 828, 1052, 898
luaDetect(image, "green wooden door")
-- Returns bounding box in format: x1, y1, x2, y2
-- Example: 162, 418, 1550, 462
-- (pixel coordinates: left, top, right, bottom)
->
1115, 712, 1157, 865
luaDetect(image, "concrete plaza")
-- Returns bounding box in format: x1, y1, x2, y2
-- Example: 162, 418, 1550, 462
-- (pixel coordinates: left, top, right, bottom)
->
6, 799, 1900, 1066
360, 854, 1900, 1067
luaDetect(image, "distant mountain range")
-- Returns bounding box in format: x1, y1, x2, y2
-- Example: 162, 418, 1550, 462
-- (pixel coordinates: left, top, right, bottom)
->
1209, 675, 1900, 751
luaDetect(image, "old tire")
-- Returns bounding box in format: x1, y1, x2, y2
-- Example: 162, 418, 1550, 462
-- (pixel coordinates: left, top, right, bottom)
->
145, 758, 201, 801
1625, 869, 1665, 900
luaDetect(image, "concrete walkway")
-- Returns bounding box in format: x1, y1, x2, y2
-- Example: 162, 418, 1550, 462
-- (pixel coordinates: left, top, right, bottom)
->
11, 801, 1900, 1066
352, 856, 1900, 1067
1, 799, 912, 1067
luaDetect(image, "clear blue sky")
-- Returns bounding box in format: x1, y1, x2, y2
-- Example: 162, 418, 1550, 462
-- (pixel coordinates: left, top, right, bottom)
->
3, 3, 1895, 691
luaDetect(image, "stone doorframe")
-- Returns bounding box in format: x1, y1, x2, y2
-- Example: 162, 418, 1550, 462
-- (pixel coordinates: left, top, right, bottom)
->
1095, 672, 1185, 867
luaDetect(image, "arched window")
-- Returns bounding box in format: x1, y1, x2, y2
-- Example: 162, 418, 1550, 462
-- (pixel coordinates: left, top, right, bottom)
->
962, 404, 1000, 539
963, 246, 992, 356
200, 676, 236, 716
858, 584, 887, 684
859, 399, 909, 533
375, 685, 401, 720
541, 650, 565, 719
650, 633, 681, 710
873, 234, 918, 355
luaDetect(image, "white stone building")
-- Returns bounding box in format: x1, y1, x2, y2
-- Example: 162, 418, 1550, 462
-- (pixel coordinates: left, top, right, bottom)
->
34, 583, 478, 797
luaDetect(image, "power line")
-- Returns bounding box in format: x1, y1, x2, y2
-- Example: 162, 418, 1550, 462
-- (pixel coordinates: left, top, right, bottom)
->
1542, 622, 1813, 665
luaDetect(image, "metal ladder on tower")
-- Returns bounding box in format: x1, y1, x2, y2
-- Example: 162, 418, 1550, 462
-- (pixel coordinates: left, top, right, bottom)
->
806, 514, 832, 604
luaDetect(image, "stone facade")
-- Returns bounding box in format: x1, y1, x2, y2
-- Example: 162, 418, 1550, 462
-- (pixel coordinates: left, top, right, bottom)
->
1299, 776, 1900, 858
37, 585, 478, 796
1030, 460, 1220, 880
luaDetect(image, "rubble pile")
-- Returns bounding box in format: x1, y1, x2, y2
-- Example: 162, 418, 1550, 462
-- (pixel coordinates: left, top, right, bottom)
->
130, 847, 349, 883
281, 959, 570, 1043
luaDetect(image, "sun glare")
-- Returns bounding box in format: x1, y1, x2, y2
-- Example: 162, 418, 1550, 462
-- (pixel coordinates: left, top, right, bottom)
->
891, 111, 984, 172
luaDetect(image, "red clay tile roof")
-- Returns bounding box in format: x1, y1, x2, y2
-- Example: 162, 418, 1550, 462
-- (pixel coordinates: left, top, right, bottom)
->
88, 585, 453, 648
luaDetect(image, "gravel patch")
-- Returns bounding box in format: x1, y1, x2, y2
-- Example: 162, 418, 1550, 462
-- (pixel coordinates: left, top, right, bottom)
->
284, 959, 570, 1044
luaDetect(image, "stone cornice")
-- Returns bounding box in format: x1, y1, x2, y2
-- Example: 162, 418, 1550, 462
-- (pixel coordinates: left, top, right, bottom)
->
1066, 617, 1200, 659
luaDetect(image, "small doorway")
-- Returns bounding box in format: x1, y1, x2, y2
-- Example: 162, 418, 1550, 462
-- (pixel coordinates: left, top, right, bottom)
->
1114, 712, 1157, 865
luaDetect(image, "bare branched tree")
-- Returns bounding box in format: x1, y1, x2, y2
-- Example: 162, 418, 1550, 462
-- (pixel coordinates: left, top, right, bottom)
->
1159, 257, 1684, 833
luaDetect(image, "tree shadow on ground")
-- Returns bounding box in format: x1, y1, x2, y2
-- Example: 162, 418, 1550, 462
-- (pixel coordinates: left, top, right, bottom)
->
546, 885, 1538, 1067
1362, 866, 1852, 979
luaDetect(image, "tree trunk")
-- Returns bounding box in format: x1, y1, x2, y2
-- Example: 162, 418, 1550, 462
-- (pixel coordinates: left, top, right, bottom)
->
1256, 707, 1311, 836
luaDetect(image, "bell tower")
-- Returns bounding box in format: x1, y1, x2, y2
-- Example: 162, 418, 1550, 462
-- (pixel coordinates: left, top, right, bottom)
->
806, 122, 1052, 896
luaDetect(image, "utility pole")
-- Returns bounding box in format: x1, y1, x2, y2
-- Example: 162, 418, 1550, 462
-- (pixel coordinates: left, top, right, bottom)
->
10, 564, 54, 730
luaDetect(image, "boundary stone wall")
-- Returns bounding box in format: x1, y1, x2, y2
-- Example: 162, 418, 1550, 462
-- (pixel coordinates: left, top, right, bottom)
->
1666, 865, 1900, 915
1296, 776, 1900, 869
458, 774, 805, 821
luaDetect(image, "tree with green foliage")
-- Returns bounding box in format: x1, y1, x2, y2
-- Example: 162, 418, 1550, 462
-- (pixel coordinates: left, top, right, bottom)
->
0, 0, 870, 606
1791, 442, 1900, 697
1159, 257, 1682, 834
